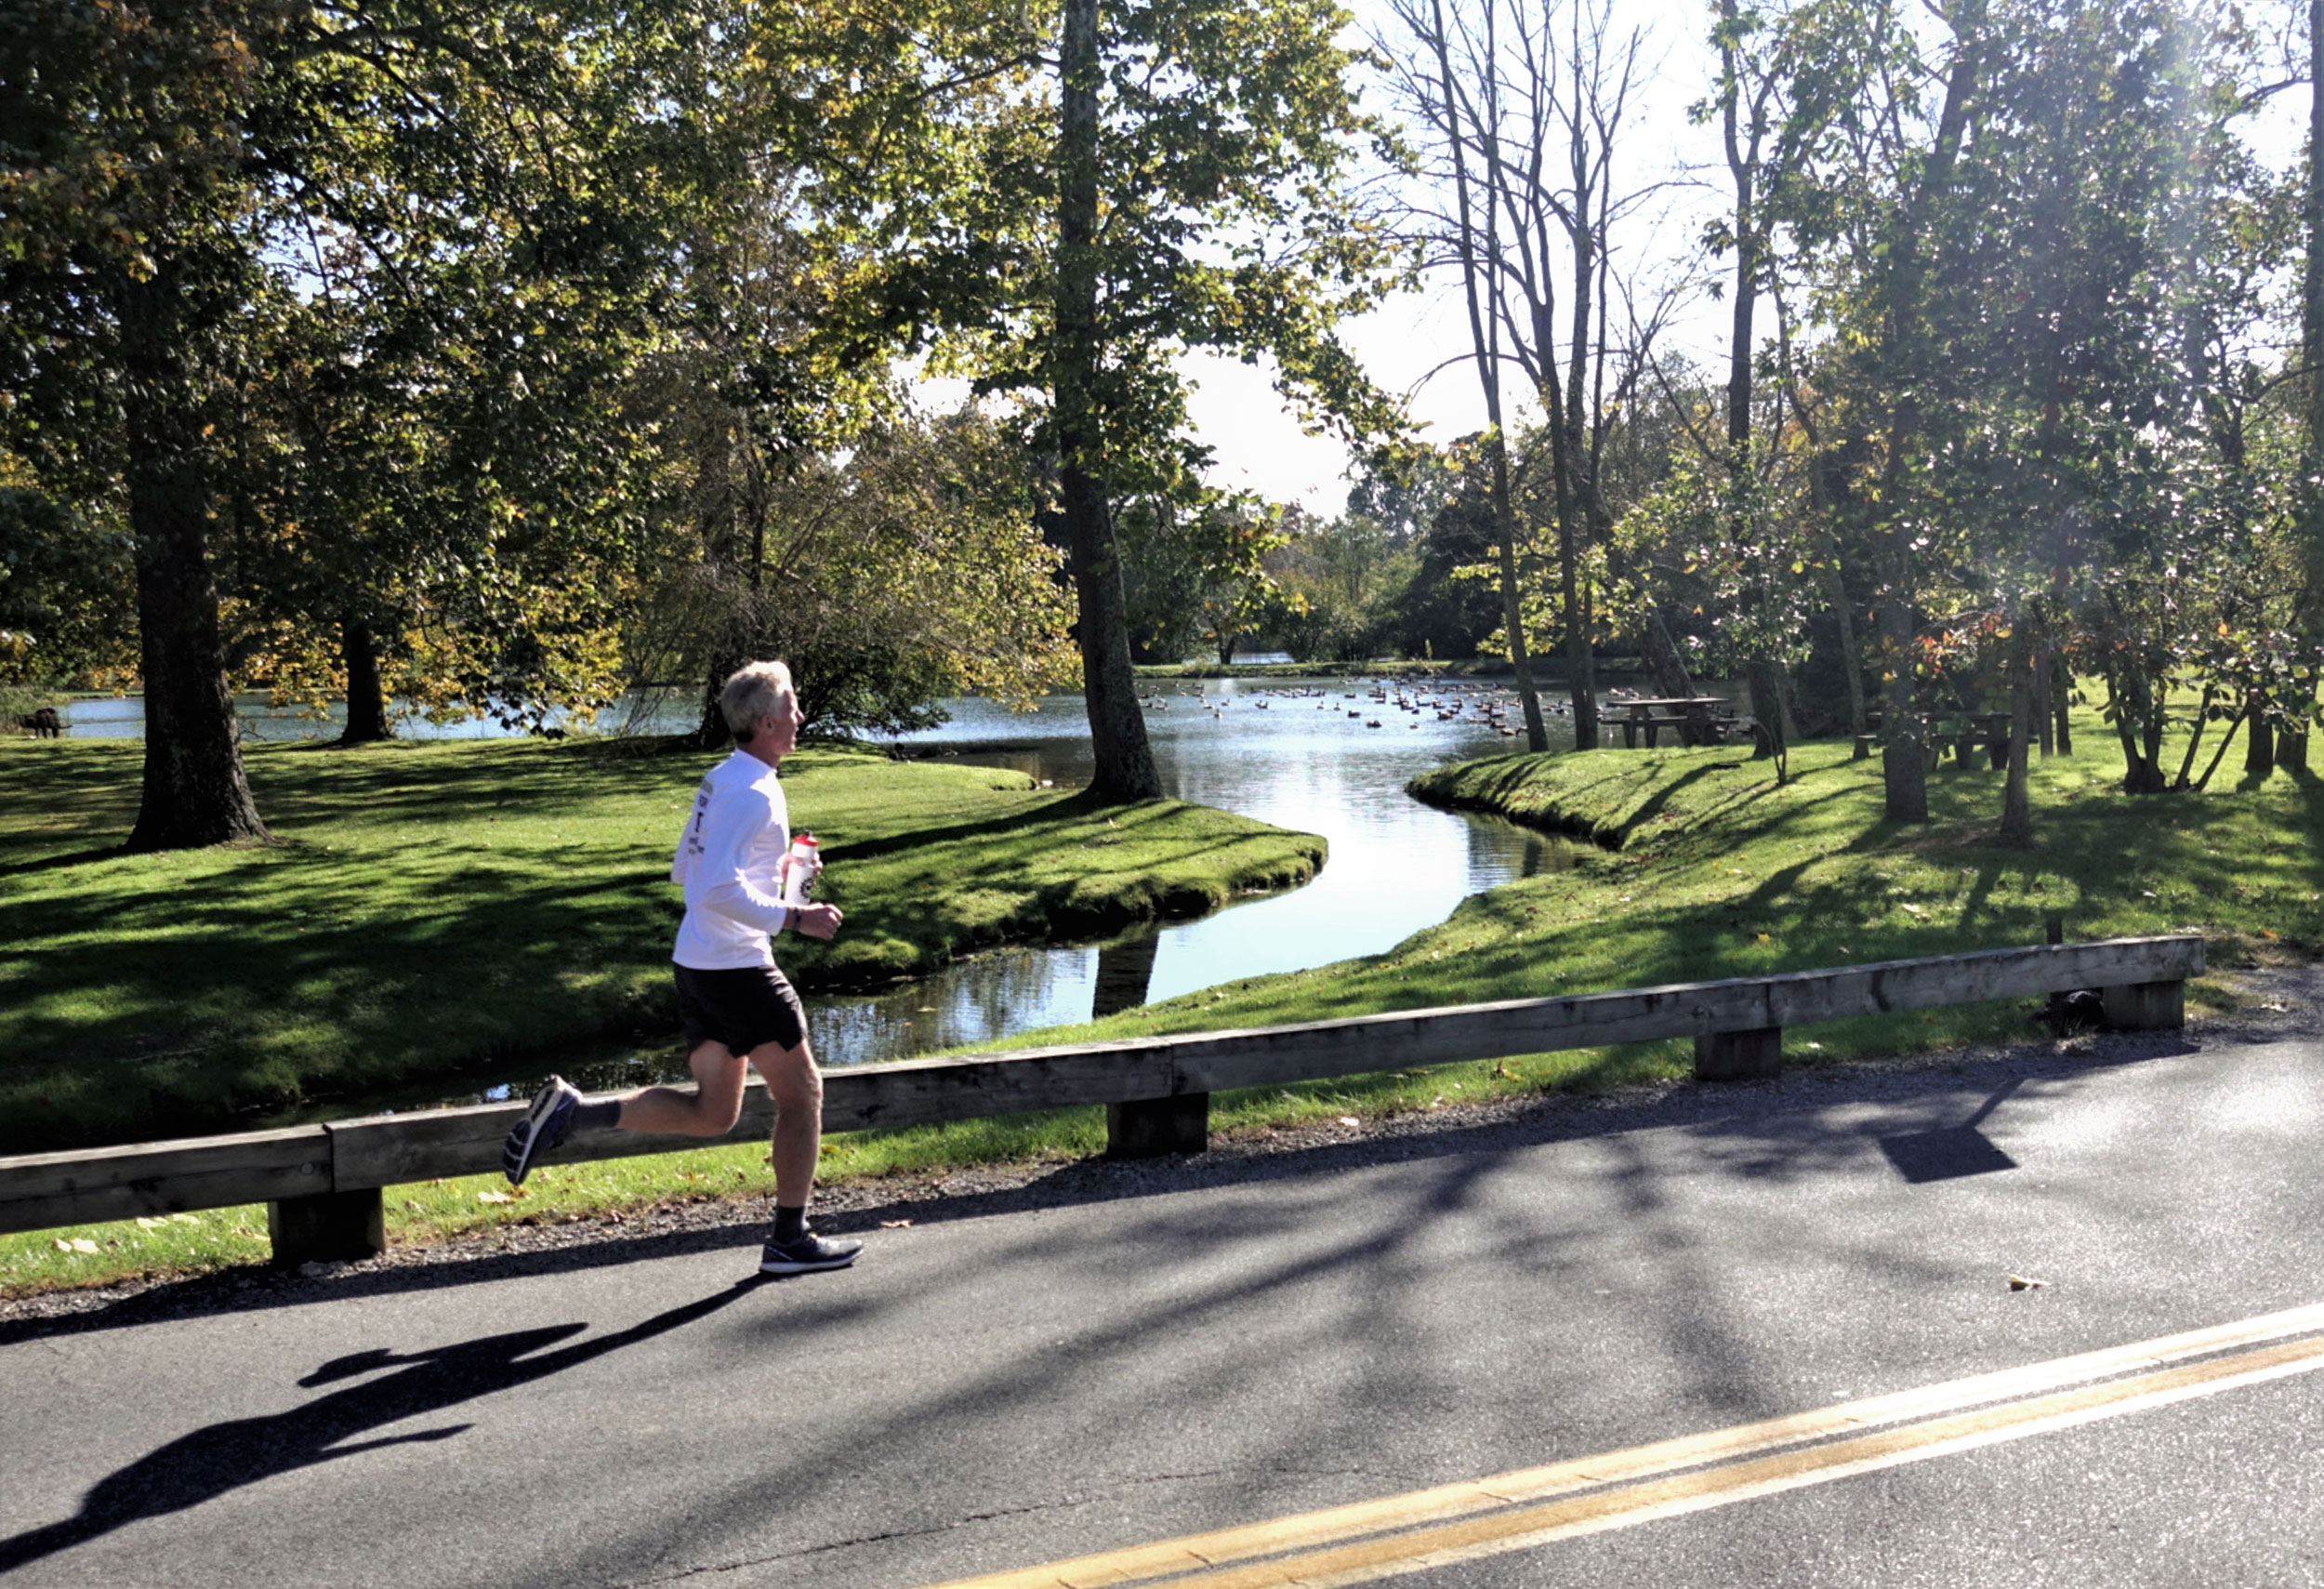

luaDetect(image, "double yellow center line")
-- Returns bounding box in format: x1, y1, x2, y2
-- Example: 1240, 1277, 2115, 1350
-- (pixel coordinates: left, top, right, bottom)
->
924, 1301, 2324, 1588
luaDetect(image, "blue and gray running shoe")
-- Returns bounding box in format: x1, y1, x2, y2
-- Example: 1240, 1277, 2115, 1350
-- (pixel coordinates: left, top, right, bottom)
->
502, 1076, 581, 1185
759, 1231, 864, 1276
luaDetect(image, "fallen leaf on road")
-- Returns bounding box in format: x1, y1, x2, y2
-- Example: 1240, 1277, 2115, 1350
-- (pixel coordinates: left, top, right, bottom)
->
136, 1217, 165, 1230
1336, 1115, 1360, 1128
476, 1189, 525, 1204
1901, 902, 1927, 917
52, 1238, 97, 1254
879, 1219, 913, 1229
2007, 1275, 2048, 1291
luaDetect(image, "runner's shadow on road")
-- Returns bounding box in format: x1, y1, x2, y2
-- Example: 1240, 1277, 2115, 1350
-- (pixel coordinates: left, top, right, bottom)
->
0, 1276, 767, 1574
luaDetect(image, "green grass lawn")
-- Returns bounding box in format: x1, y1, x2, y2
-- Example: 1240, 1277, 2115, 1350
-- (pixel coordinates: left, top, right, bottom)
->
8, 698, 2319, 1297
0, 736, 1324, 1155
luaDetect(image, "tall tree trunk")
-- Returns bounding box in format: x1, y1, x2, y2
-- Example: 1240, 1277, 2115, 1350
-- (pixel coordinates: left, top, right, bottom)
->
1870, 3, 1983, 823
1643, 612, 1694, 700
1559, 522, 1595, 749
1058, 0, 1159, 800
2000, 637, 2033, 846
1486, 433, 1549, 750
2291, 0, 2324, 775
1878, 563, 1927, 820
2034, 642, 2053, 755
1427, 0, 1545, 753
1558, 151, 1599, 752
1722, 42, 1777, 775
1826, 556, 1868, 754
2244, 687, 2275, 777
2281, 669, 2317, 771
2053, 652, 2073, 754
1747, 658, 1787, 775
120, 264, 267, 852
688, 653, 738, 750
2109, 676, 2167, 792
339, 616, 389, 745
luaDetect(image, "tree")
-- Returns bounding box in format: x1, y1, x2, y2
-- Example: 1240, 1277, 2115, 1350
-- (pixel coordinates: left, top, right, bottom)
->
1383, 0, 1667, 751
632, 406, 1079, 736
0, 0, 733, 844
906, 0, 1408, 797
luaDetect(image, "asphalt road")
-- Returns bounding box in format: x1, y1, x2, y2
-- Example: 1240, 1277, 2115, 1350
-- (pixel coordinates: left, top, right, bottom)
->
6, 1025, 2324, 1588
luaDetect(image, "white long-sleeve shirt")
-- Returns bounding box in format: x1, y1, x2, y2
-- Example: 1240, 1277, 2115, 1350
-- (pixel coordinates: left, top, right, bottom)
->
670, 749, 794, 969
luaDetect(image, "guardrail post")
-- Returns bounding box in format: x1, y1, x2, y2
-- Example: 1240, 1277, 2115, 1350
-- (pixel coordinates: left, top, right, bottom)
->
1695, 1026, 1782, 1080
1106, 1094, 1208, 1159
2101, 980, 2184, 1032
269, 1188, 384, 1265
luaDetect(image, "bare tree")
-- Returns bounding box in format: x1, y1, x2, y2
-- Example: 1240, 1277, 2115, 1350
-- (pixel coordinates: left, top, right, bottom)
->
1382, 0, 1668, 751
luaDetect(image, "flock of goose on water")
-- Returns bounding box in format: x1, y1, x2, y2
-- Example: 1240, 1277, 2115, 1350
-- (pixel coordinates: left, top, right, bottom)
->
1134, 677, 1578, 737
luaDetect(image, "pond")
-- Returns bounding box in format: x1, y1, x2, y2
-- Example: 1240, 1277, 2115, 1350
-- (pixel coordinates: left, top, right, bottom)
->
71, 676, 1697, 1116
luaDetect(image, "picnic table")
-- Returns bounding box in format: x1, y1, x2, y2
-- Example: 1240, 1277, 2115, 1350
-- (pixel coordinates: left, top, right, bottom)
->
1862, 709, 2017, 768
1609, 696, 1738, 748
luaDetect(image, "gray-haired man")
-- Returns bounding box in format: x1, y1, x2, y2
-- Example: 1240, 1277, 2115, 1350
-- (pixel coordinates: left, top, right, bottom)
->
503, 660, 862, 1276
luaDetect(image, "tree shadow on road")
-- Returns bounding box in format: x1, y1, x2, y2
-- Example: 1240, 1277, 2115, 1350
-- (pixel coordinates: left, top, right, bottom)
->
0, 1276, 767, 1574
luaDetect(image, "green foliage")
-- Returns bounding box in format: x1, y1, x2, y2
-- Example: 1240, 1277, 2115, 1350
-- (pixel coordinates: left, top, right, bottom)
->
0, 485, 135, 685
1625, 447, 1821, 680
1116, 490, 1287, 664
635, 404, 1081, 736
1268, 505, 1418, 663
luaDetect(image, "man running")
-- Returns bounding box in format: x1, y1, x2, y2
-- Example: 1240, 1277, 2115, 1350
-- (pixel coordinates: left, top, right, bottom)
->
501, 660, 864, 1276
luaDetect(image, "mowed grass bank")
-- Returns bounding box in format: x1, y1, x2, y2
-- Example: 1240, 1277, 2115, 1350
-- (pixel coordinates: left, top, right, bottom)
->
12, 701, 2320, 1295
0, 736, 1324, 1155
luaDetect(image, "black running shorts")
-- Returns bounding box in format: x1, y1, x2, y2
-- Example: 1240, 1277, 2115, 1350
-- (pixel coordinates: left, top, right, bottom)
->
673, 962, 807, 1055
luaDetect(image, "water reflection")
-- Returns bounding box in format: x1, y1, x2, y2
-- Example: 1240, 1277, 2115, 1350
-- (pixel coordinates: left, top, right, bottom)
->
1092, 934, 1162, 1019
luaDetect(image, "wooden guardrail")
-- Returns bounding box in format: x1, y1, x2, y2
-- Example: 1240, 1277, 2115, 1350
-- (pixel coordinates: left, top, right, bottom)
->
0, 934, 2202, 1265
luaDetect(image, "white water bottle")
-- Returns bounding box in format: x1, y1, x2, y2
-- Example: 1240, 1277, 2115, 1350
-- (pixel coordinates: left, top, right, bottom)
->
781, 832, 821, 909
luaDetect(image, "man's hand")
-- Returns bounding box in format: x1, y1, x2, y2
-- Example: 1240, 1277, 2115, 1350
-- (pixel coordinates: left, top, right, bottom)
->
794, 903, 844, 940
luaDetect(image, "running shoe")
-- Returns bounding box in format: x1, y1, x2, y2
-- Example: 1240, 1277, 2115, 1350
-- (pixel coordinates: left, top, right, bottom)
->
502, 1076, 581, 1185
759, 1231, 865, 1276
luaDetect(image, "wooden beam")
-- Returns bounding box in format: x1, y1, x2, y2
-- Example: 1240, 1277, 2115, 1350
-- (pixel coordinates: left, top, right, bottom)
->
0, 1127, 329, 1236
324, 935, 2200, 1185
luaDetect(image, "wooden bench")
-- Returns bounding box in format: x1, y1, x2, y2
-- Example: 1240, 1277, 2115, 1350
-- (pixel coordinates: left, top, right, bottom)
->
0, 935, 2204, 1264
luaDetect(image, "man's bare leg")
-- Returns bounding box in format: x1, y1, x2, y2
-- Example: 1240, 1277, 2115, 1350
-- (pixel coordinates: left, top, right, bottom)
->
601, 1039, 818, 1205
506, 1038, 854, 1268
613, 1041, 750, 1137
748, 1038, 824, 1210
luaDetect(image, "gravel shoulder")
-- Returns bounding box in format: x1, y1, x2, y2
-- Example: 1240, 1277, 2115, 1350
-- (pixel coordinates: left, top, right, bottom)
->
7, 962, 2315, 1343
